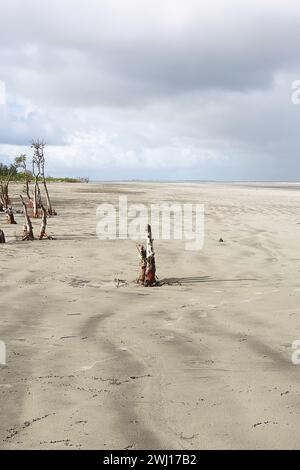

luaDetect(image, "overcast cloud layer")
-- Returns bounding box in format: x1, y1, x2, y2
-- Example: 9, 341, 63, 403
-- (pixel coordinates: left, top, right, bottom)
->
1, 0, 300, 180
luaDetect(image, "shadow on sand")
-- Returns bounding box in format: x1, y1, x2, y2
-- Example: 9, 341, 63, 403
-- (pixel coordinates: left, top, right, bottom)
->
159, 276, 257, 286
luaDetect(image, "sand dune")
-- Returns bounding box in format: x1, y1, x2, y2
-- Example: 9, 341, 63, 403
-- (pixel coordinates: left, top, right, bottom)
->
1, 182, 300, 449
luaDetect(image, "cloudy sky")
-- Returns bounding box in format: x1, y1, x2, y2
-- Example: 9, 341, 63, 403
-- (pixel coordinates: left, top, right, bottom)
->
1, 0, 300, 180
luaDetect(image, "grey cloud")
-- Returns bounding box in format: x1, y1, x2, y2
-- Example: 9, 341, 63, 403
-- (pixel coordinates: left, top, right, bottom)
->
1, 0, 300, 106
1, 0, 300, 179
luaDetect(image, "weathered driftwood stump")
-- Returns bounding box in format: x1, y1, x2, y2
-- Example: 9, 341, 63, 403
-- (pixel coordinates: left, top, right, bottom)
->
0, 193, 10, 211
32, 193, 41, 218
39, 205, 47, 239
20, 195, 34, 240
32, 179, 42, 218
137, 244, 147, 284
38, 205, 53, 239
0, 230, 5, 243
5, 207, 17, 224
137, 224, 157, 286
145, 224, 157, 286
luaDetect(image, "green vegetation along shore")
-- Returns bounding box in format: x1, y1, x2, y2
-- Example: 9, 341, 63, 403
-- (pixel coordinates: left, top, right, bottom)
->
0, 162, 89, 183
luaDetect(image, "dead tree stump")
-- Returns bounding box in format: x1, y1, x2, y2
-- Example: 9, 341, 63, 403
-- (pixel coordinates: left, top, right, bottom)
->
20, 195, 34, 240
0, 230, 5, 243
145, 224, 157, 286
137, 224, 157, 286
5, 207, 17, 224
137, 244, 147, 284
32, 191, 41, 218
39, 205, 49, 239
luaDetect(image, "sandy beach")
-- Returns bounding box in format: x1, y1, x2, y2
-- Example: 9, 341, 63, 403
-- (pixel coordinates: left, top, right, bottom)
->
1, 181, 300, 450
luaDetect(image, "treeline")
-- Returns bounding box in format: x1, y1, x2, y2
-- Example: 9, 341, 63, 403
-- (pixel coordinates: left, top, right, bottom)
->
0, 162, 19, 178
0, 162, 89, 183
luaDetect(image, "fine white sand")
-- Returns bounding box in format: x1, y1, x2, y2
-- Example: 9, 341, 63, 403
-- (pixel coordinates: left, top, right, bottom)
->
1, 181, 300, 449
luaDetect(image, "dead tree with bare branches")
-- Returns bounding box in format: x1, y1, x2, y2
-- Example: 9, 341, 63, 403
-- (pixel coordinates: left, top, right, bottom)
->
31, 140, 56, 216
0, 163, 16, 210
20, 195, 34, 240
15, 154, 32, 205
31, 144, 43, 218
0, 181, 9, 211
0, 157, 24, 214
